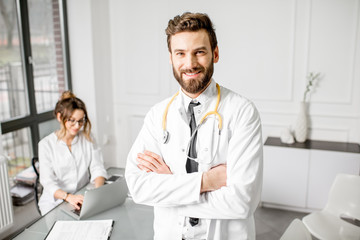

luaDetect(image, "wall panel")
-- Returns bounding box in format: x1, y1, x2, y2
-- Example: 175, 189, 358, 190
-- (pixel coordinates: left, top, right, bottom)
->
106, 0, 360, 167
307, 0, 359, 104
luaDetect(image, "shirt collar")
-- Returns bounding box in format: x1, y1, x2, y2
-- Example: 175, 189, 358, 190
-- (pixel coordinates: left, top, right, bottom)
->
57, 132, 80, 146
179, 79, 217, 112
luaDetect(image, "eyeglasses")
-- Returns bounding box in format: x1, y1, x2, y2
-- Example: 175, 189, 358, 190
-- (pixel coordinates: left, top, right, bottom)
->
67, 118, 86, 127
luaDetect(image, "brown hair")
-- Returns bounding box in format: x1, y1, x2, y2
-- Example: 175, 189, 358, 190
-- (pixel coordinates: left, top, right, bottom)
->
54, 91, 92, 142
165, 12, 218, 53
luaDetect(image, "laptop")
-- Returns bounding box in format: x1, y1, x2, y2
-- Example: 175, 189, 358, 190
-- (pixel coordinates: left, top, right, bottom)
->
60, 177, 128, 220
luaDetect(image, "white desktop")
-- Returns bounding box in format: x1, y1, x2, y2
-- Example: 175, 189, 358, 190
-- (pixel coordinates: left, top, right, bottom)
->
12, 168, 154, 240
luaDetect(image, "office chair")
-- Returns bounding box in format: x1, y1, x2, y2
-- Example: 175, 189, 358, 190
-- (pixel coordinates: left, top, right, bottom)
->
31, 157, 43, 215
280, 219, 312, 240
303, 173, 360, 240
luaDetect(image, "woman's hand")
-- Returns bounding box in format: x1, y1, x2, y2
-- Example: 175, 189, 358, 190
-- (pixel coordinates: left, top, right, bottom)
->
137, 150, 172, 174
65, 194, 84, 210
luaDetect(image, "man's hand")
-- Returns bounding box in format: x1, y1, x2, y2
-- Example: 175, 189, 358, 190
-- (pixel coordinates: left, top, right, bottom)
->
137, 150, 172, 174
201, 164, 227, 193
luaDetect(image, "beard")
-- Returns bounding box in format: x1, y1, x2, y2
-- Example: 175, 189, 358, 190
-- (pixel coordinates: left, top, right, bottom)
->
172, 59, 214, 94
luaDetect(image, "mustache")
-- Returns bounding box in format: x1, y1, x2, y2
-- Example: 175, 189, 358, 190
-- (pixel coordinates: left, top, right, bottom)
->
180, 67, 204, 74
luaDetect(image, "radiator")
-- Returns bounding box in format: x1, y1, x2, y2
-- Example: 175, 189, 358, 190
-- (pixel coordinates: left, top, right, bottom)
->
0, 155, 13, 233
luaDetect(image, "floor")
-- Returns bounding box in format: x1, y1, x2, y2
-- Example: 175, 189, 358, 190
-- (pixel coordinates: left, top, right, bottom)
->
0, 200, 41, 240
255, 206, 308, 240
2, 200, 310, 239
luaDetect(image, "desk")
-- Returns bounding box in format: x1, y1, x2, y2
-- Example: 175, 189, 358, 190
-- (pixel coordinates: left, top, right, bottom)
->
12, 167, 154, 240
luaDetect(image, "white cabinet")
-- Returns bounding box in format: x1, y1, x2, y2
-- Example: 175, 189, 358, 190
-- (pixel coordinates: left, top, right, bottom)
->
307, 150, 360, 209
262, 147, 309, 208
262, 137, 360, 211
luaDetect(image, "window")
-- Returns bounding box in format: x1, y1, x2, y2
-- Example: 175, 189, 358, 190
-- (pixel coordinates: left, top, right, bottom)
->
0, 0, 71, 183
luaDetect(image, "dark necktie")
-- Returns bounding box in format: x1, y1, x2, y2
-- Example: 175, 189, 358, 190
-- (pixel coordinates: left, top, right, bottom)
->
186, 101, 200, 226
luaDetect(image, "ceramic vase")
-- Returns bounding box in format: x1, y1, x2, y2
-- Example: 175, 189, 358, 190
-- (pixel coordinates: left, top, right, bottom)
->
294, 101, 308, 143
280, 127, 295, 144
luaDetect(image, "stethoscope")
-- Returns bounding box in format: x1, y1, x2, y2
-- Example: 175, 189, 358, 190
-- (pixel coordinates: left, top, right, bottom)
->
162, 83, 223, 163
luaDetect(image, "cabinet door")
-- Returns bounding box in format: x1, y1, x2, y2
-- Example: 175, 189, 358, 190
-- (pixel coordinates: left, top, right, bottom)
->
262, 146, 310, 208
307, 150, 360, 209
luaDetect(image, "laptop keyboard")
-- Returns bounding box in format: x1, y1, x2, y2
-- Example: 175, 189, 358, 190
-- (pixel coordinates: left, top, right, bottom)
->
71, 208, 81, 216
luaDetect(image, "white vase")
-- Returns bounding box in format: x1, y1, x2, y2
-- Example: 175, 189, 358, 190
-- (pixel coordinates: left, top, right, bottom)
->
280, 127, 295, 144
294, 101, 308, 143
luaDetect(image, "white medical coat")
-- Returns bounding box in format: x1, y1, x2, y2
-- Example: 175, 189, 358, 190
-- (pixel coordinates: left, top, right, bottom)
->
38, 132, 107, 215
126, 80, 263, 240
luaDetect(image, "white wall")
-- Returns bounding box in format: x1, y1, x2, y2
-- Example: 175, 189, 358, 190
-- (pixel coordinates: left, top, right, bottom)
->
67, 0, 360, 168
67, 0, 116, 167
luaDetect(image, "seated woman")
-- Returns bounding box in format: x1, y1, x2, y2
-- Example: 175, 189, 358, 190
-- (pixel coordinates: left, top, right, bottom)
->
38, 91, 107, 215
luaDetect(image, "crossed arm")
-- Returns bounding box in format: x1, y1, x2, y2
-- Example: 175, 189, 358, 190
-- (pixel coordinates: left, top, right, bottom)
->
136, 150, 227, 193
128, 101, 262, 219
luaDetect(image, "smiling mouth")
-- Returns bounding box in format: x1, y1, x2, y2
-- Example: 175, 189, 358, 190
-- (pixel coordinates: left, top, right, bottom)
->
183, 71, 201, 77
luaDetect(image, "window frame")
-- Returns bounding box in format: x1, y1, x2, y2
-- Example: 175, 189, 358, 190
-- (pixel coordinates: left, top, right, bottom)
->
0, 0, 72, 157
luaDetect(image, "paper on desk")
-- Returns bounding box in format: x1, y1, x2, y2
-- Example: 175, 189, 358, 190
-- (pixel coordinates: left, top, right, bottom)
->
10, 184, 33, 198
45, 219, 114, 240
14, 166, 36, 185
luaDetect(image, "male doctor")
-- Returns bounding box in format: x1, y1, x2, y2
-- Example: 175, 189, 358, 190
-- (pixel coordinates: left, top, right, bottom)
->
125, 12, 263, 240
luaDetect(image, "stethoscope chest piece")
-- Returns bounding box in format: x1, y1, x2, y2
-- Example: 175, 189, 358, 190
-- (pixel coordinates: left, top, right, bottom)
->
163, 130, 170, 144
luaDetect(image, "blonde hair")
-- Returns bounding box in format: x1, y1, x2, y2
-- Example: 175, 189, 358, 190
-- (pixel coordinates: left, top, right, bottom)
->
54, 91, 92, 142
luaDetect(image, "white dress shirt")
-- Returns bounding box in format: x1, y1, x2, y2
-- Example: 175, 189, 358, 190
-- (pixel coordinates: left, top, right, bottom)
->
126, 79, 263, 240
183, 96, 207, 240
38, 132, 107, 215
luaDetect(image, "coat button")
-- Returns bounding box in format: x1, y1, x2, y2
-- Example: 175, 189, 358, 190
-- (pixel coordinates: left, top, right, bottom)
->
197, 110, 201, 114
204, 148, 208, 152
